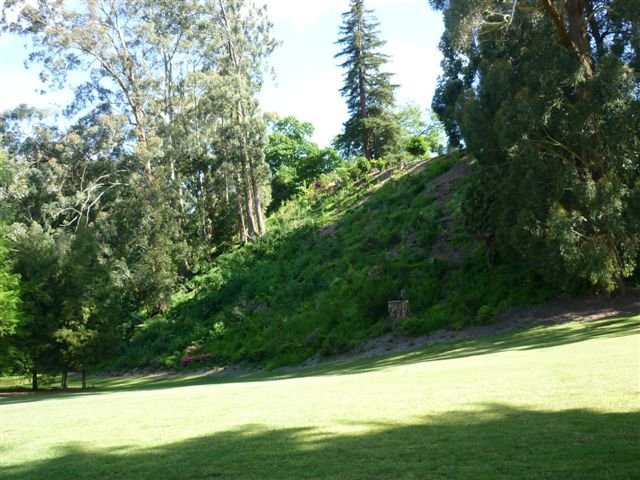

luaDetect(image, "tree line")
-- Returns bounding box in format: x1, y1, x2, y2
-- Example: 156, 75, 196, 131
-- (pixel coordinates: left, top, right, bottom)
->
0, 0, 443, 388
1, 0, 636, 387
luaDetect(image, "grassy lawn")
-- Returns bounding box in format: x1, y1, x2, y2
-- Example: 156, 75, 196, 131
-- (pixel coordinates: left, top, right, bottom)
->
1, 316, 638, 479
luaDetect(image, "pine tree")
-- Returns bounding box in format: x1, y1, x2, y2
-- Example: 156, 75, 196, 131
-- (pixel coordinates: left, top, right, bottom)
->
335, 0, 398, 160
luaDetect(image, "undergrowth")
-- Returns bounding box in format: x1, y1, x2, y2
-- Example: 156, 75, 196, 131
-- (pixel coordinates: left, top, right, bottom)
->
116, 156, 556, 370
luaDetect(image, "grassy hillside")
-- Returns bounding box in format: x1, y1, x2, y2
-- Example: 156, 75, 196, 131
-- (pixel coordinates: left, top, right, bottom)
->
2, 316, 638, 479
120, 155, 558, 370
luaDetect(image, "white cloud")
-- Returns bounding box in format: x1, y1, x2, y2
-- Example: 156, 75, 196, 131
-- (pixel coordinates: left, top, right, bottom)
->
263, 0, 343, 31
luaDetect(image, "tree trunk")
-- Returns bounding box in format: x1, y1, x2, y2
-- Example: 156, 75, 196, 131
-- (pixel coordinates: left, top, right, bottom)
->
358, 65, 371, 159
586, 2, 605, 59
235, 173, 249, 243
248, 159, 266, 237
540, 0, 593, 80
81, 369, 88, 391
566, 0, 593, 78
32, 363, 38, 392
388, 300, 410, 328
61, 370, 68, 389
240, 163, 257, 239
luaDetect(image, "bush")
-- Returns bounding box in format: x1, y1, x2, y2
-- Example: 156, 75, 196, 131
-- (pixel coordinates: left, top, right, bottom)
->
355, 156, 372, 176
406, 135, 430, 157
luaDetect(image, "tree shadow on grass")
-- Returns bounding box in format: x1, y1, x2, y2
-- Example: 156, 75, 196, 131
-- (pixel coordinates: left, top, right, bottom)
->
2, 404, 638, 479
1, 315, 638, 405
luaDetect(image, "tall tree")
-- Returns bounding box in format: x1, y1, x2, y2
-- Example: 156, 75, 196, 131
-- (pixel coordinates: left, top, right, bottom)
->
7, 223, 62, 390
0, 150, 21, 341
55, 227, 117, 389
3, 0, 276, 301
431, 0, 640, 291
335, 0, 399, 160
215, 0, 275, 239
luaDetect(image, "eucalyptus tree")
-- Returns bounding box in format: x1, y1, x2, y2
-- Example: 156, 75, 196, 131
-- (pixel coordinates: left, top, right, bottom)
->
213, 0, 276, 239
431, 0, 640, 291
335, 0, 399, 160
3, 0, 277, 310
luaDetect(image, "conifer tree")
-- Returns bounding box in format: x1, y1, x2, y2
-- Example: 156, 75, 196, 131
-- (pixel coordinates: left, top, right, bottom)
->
430, 0, 640, 291
335, 0, 399, 160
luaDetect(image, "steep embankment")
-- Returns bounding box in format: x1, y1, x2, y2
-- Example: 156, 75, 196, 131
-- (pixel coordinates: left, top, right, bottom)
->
118, 155, 581, 370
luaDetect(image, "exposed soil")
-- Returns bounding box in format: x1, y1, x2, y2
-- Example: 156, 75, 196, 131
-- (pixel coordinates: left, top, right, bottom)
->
429, 157, 470, 264
0, 387, 93, 397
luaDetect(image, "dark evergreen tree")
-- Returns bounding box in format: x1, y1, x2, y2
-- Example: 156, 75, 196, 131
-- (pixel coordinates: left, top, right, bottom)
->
335, 0, 399, 160
430, 0, 640, 292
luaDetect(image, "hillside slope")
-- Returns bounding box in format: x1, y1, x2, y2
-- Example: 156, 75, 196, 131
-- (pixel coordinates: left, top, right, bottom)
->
119, 155, 571, 370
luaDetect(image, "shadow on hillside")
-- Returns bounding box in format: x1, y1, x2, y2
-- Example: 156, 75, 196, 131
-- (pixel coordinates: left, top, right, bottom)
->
2, 404, 638, 479
1, 315, 637, 405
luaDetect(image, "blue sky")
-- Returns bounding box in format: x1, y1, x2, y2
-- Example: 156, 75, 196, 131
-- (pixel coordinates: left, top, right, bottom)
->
0, 0, 444, 147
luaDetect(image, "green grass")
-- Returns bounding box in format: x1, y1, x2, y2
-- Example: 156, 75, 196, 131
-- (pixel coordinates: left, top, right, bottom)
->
2, 316, 638, 479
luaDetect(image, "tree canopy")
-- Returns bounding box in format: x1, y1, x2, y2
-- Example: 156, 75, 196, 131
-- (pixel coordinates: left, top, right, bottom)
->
431, 0, 640, 291
0, 0, 278, 387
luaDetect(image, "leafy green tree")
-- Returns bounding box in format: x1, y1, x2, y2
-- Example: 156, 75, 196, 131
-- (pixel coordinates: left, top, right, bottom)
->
0, 149, 24, 373
265, 116, 341, 210
0, 235, 20, 339
334, 0, 399, 160
3, 0, 277, 312
213, 0, 276, 240
396, 103, 445, 158
55, 227, 118, 389
431, 0, 640, 291
0, 154, 21, 341
7, 223, 61, 390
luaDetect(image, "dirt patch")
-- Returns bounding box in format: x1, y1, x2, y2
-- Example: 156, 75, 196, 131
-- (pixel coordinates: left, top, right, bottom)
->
319, 223, 338, 240
428, 158, 471, 264
0, 387, 93, 397
428, 157, 470, 208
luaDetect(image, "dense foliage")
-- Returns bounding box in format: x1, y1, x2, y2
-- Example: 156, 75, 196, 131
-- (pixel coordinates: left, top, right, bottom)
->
116, 155, 554, 370
0, 0, 637, 381
431, 0, 640, 292
0, 0, 277, 387
265, 116, 341, 211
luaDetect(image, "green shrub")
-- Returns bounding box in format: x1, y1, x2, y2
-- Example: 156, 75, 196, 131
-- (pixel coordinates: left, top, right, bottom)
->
354, 156, 372, 176
406, 135, 430, 157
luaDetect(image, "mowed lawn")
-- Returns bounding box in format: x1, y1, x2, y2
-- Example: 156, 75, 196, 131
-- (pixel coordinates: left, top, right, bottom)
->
1, 317, 638, 479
